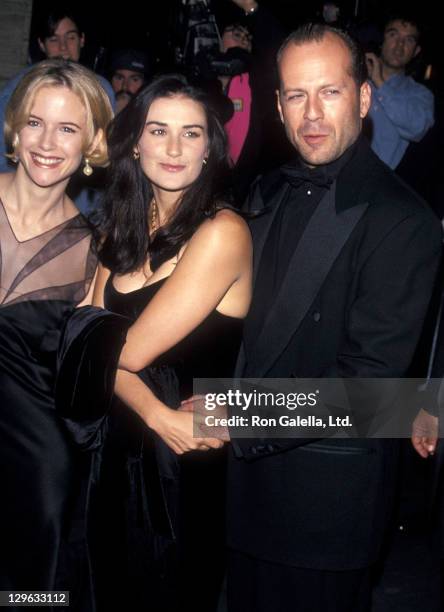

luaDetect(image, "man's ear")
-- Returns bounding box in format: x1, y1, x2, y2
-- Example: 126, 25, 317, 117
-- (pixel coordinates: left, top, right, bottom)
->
359, 81, 371, 119
413, 44, 421, 59
276, 89, 284, 124
38, 38, 46, 54
79, 32, 85, 49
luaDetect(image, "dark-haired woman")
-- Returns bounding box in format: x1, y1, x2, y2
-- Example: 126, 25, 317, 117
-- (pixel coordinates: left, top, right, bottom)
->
58, 74, 252, 610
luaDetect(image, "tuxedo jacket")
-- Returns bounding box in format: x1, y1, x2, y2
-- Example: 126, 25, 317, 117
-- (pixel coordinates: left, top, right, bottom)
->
227, 138, 442, 570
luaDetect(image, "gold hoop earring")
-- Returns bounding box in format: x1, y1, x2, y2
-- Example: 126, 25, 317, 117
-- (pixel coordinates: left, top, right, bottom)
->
133, 150, 140, 160
83, 158, 93, 176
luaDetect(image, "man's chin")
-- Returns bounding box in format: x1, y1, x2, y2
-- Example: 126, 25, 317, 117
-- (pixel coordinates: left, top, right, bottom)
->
386, 57, 407, 69
299, 148, 335, 167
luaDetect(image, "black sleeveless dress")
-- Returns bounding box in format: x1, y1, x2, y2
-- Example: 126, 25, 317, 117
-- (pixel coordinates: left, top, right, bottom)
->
56, 275, 243, 611
0, 199, 96, 593
105, 276, 242, 611
105, 276, 243, 395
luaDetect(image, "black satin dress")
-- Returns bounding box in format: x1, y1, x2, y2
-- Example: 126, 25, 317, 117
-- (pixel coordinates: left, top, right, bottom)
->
56, 276, 243, 611
0, 199, 96, 593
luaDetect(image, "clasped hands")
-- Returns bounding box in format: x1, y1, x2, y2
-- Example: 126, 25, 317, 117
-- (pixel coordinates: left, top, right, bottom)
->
148, 395, 229, 455
180, 394, 231, 443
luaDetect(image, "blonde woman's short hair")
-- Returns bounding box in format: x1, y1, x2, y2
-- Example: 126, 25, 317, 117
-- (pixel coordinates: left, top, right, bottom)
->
5, 59, 113, 166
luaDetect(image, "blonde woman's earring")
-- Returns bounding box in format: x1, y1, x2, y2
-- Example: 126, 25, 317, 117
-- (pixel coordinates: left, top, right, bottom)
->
83, 158, 93, 176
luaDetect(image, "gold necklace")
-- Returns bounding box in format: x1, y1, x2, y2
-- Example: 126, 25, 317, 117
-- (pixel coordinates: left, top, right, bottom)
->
150, 198, 159, 233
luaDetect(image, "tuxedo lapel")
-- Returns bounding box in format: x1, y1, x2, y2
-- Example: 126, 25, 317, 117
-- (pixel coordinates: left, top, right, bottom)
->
241, 181, 291, 356
245, 184, 369, 377
249, 181, 292, 283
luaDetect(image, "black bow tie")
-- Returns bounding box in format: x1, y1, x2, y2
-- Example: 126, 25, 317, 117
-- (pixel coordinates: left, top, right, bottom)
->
280, 163, 334, 189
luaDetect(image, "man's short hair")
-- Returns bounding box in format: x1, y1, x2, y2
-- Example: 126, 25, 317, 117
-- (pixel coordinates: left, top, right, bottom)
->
384, 14, 422, 44
277, 22, 367, 86
35, 5, 84, 41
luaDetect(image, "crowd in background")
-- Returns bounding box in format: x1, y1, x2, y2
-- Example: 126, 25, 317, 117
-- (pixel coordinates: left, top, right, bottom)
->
2, 0, 442, 214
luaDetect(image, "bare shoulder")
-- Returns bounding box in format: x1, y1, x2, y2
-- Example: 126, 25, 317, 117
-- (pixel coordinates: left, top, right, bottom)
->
192, 208, 251, 253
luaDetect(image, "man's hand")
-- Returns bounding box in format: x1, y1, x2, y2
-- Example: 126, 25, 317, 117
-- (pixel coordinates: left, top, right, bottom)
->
181, 395, 231, 442
411, 408, 439, 458
365, 52, 385, 88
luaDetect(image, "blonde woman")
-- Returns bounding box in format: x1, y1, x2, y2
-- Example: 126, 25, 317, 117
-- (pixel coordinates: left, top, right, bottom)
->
0, 59, 112, 592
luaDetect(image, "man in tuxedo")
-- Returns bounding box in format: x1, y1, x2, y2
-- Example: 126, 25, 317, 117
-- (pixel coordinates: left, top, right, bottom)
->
226, 23, 442, 612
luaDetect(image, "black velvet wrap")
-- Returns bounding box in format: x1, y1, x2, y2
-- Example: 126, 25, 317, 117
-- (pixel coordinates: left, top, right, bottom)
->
55, 306, 182, 610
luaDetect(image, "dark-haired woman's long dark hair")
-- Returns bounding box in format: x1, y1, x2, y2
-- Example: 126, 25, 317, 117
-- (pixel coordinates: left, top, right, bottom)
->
99, 74, 230, 274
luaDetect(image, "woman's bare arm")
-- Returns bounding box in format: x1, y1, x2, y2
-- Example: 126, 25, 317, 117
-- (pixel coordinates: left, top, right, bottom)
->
120, 210, 252, 372
91, 266, 222, 453
115, 370, 223, 454
89, 211, 251, 454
